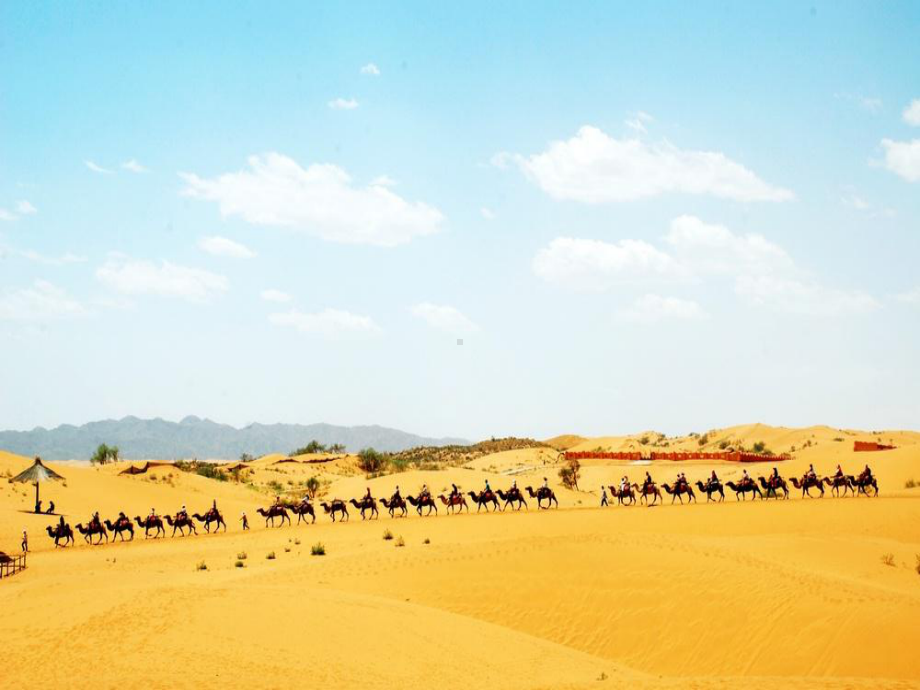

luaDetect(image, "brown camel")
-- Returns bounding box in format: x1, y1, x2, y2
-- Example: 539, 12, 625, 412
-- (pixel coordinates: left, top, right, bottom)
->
256, 505, 291, 527
822, 475, 855, 497
725, 480, 763, 500
497, 488, 528, 511
321, 500, 349, 522
379, 497, 408, 518
847, 474, 879, 497
192, 509, 227, 533
438, 493, 468, 514
134, 515, 165, 538
662, 482, 696, 504
789, 475, 825, 498
349, 497, 379, 520
694, 480, 725, 502
290, 500, 316, 524
525, 486, 558, 509
468, 490, 500, 512
164, 513, 198, 536
75, 521, 109, 544
608, 485, 637, 506
406, 495, 438, 516
633, 482, 661, 506
757, 476, 789, 500
104, 517, 135, 541
46, 523, 74, 547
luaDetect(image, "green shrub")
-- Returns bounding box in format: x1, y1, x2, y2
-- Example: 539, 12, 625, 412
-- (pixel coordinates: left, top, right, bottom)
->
358, 447, 387, 473
196, 560, 208, 571
383, 529, 394, 541
396, 536, 405, 548
423, 538, 430, 545
266, 551, 276, 560
311, 542, 325, 556
236, 551, 247, 560
292, 440, 327, 455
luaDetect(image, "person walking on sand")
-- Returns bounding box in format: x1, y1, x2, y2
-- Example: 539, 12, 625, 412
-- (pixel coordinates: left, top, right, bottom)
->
600, 486, 608, 507
240, 512, 249, 530
21, 529, 28, 553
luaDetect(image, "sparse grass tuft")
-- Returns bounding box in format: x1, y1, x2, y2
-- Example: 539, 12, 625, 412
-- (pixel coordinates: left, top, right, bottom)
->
236, 551, 247, 560
196, 560, 208, 571
383, 529, 394, 541
423, 537, 430, 545
396, 536, 405, 548
284, 546, 291, 553
311, 542, 325, 556
234, 560, 244, 568
881, 553, 895, 567
266, 551, 276, 560
905, 478, 917, 489
293, 538, 301, 545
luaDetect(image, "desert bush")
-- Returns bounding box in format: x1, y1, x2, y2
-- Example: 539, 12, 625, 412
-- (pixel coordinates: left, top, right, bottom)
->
423, 537, 430, 545
266, 551, 276, 560
304, 476, 321, 499
698, 433, 709, 447
196, 464, 227, 481
559, 457, 581, 490
752, 441, 767, 453
234, 560, 244, 568
358, 447, 387, 473
396, 536, 405, 548
881, 553, 895, 567
383, 529, 394, 541
833, 437, 844, 442
905, 478, 917, 489
718, 439, 730, 450
196, 560, 208, 571
284, 547, 291, 553
311, 542, 325, 556
237, 551, 247, 560
90, 443, 120, 465
292, 440, 327, 455
293, 538, 301, 545
639, 435, 650, 445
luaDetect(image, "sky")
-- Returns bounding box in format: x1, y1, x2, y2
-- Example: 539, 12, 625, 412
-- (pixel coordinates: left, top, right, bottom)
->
1, 1, 919, 440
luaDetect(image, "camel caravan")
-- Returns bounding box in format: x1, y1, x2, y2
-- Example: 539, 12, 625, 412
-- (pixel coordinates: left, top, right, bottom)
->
43, 465, 878, 549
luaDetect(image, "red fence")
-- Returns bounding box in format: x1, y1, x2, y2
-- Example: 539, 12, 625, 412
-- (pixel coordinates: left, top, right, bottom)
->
854, 441, 896, 452
563, 450, 789, 463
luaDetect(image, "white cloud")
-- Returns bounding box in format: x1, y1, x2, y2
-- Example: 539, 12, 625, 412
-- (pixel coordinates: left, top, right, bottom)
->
328, 97, 358, 110
834, 92, 882, 114
411, 302, 479, 335
902, 99, 920, 126
617, 294, 707, 324
360, 63, 380, 76
121, 159, 149, 173
881, 138, 920, 182
180, 153, 444, 246
664, 215, 793, 275
895, 287, 920, 305
734, 275, 878, 316
533, 237, 685, 290
20, 250, 87, 266
625, 111, 653, 134
261, 289, 292, 303
96, 256, 228, 303
85, 160, 113, 174
16, 200, 37, 215
269, 308, 381, 337
0, 208, 17, 222
508, 125, 793, 203
197, 235, 256, 259
480, 207, 495, 220
0, 280, 86, 321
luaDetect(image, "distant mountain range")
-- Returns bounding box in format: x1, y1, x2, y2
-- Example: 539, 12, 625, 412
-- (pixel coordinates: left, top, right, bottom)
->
0, 416, 470, 461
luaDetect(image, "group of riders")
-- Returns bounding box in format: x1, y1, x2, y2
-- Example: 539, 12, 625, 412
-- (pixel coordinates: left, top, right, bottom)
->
348, 475, 551, 507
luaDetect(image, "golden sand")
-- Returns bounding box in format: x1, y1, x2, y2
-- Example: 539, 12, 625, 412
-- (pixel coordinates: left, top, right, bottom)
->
1, 426, 919, 689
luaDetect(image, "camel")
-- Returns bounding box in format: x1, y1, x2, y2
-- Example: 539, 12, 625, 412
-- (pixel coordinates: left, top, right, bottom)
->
134, 515, 165, 539
76, 521, 109, 545
321, 500, 349, 522
757, 476, 789, 500
438, 493, 468, 514
290, 500, 317, 524
406, 495, 438, 516
497, 488, 528, 511
608, 485, 637, 506
725, 480, 763, 500
821, 475, 854, 497
164, 513, 198, 536
847, 474, 879, 497
257, 505, 291, 527
104, 517, 135, 541
695, 480, 725, 502
790, 475, 825, 498
379, 497, 408, 518
193, 509, 227, 533
468, 490, 500, 512
349, 497, 379, 520
525, 486, 558, 509
662, 482, 696, 504
46, 524, 74, 547
633, 483, 661, 506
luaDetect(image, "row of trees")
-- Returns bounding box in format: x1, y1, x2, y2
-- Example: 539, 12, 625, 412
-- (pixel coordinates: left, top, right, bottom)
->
291, 440, 346, 456
90, 443, 120, 464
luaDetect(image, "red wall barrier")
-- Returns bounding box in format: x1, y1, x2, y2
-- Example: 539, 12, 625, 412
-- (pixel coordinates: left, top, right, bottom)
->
564, 450, 789, 463
854, 441, 896, 452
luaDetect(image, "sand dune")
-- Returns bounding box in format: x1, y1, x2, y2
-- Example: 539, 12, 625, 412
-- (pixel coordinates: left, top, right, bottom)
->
2, 425, 919, 688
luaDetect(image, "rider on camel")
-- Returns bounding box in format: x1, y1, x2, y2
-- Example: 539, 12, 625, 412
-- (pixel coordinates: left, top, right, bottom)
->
450, 483, 459, 498
741, 469, 751, 487
861, 464, 873, 482
644, 471, 654, 489
710, 470, 719, 487
484, 479, 492, 495
364, 486, 373, 503
620, 475, 628, 493
806, 464, 817, 482
392, 485, 402, 503
178, 504, 188, 521
420, 483, 431, 500
542, 477, 549, 491
834, 464, 844, 480
92, 511, 101, 529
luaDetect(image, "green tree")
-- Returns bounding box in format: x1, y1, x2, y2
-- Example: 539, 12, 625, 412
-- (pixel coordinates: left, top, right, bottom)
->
357, 447, 386, 474
90, 443, 119, 465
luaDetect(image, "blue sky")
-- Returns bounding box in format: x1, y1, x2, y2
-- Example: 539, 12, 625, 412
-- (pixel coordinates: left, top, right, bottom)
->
1, 2, 919, 439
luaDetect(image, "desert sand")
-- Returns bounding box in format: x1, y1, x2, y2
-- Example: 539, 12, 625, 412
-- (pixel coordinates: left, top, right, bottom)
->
2, 424, 920, 689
